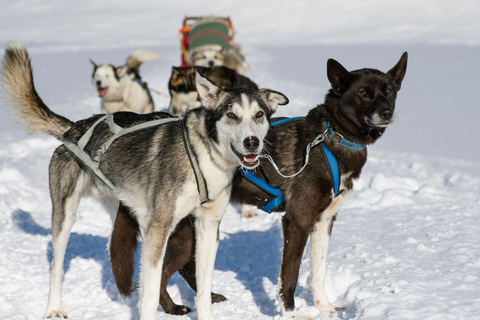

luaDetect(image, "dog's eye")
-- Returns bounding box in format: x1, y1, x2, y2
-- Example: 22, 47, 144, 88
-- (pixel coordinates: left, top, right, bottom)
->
360, 90, 368, 97
256, 111, 264, 118
386, 88, 392, 94
227, 112, 237, 119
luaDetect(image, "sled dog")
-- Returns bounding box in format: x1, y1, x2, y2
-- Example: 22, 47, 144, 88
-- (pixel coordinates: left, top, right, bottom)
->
167, 65, 260, 218
91, 49, 160, 114
109, 52, 408, 318
1, 42, 287, 320
168, 66, 258, 116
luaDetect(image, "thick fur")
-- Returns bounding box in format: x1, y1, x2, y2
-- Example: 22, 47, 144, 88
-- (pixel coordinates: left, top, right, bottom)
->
91, 49, 160, 114
168, 66, 258, 116
1, 42, 287, 320
110, 52, 408, 318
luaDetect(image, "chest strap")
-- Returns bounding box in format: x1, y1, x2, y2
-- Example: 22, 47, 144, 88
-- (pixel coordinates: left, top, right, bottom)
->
63, 114, 209, 203
240, 117, 353, 213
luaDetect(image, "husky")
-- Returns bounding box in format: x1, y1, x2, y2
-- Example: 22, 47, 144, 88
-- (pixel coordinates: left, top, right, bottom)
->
167, 65, 260, 218
109, 53, 408, 318
168, 66, 258, 116
1, 42, 288, 320
90, 49, 160, 114
187, 46, 248, 75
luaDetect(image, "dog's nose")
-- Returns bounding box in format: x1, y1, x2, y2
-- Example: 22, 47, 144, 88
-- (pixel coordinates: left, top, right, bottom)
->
208, 60, 214, 67
96, 80, 101, 87
380, 108, 393, 121
243, 136, 260, 152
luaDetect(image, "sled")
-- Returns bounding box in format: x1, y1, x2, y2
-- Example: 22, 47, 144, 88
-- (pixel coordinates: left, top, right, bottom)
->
178, 16, 235, 66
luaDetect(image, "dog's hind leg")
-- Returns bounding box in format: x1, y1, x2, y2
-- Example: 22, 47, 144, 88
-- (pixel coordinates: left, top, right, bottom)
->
44, 153, 86, 318
278, 212, 314, 320
193, 190, 230, 320
179, 257, 227, 304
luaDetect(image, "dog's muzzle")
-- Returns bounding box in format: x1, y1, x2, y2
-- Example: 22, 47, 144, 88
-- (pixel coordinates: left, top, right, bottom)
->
231, 142, 260, 169
365, 107, 395, 128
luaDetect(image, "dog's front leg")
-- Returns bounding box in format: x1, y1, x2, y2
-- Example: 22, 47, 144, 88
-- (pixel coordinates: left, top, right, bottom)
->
310, 193, 349, 316
194, 190, 230, 320
138, 217, 174, 320
310, 212, 337, 315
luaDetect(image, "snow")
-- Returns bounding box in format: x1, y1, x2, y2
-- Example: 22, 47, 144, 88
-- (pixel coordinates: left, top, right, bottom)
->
1, 1, 480, 319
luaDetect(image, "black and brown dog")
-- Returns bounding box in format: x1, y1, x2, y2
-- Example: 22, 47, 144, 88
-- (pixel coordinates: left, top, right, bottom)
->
168, 66, 258, 116
110, 52, 408, 318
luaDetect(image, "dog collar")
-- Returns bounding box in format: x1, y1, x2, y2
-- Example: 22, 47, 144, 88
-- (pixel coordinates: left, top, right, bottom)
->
325, 119, 366, 151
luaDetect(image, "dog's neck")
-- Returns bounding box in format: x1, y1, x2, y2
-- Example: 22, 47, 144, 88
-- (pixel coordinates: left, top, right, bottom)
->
183, 108, 237, 171
308, 94, 386, 146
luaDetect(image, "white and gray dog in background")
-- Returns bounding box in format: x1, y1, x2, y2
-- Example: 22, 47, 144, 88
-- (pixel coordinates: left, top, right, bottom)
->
1, 42, 288, 320
91, 49, 160, 114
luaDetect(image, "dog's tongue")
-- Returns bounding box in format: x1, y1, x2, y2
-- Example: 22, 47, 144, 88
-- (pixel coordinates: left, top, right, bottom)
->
243, 154, 258, 163
98, 88, 108, 96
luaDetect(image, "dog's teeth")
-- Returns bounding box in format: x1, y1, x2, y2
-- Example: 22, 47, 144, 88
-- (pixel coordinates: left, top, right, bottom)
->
243, 155, 258, 163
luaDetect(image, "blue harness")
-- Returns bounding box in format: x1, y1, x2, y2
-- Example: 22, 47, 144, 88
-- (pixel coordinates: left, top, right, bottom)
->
239, 117, 366, 213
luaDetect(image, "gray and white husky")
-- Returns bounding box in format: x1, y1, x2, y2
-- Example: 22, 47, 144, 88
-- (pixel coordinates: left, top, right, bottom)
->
1, 42, 288, 320
91, 49, 160, 114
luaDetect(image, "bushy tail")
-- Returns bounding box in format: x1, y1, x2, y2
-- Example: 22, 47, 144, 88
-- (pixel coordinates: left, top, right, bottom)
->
1, 42, 73, 140
125, 49, 161, 75
110, 203, 140, 297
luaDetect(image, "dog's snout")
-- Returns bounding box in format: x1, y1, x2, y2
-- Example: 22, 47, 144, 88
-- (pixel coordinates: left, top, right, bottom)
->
96, 80, 102, 87
380, 107, 393, 121
243, 136, 260, 152
208, 60, 214, 67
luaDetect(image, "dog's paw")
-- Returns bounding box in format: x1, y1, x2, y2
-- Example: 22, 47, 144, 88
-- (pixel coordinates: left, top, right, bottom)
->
315, 301, 344, 316
241, 204, 258, 218
283, 310, 314, 320
44, 310, 68, 319
165, 304, 192, 315
211, 292, 227, 303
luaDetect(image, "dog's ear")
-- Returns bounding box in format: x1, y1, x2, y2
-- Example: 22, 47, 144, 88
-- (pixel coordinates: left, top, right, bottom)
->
196, 70, 222, 109
116, 65, 128, 78
259, 89, 289, 114
387, 52, 408, 92
90, 59, 98, 71
327, 59, 351, 95
171, 66, 180, 76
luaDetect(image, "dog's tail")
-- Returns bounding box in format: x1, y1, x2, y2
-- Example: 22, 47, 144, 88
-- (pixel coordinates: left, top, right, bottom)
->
126, 49, 161, 75
0, 42, 73, 140
110, 203, 140, 297
1, 42, 73, 140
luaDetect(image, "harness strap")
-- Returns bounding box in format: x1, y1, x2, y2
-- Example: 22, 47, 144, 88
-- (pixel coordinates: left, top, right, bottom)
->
63, 115, 210, 204
181, 121, 210, 204
321, 143, 342, 196
325, 119, 366, 151
238, 167, 284, 213
240, 116, 352, 213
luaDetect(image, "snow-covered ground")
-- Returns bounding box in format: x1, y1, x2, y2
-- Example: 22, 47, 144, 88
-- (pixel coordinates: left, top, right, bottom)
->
1, 1, 480, 319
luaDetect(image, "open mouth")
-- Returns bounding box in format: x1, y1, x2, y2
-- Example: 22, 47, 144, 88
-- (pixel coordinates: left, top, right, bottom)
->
231, 144, 259, 168
97, 87, 108, 97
